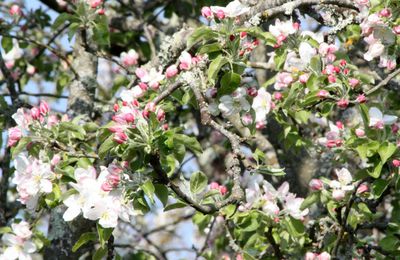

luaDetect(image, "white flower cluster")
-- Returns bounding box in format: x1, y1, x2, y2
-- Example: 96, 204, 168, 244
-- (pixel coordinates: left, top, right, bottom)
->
63, 165, 135, 228
0, 221, 37, 260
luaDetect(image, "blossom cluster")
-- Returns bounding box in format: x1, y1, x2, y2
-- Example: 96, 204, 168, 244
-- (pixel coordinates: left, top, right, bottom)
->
241, 173, 309, 220
62, 164, 135, 228
0, 221, 37, 260
12, 154, 56, 210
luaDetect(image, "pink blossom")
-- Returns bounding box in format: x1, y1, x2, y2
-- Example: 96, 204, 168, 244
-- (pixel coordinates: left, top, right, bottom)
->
7, 127, 22, 147
393, 159, 400, 167
349, 78, 359, 88
317, 252, 331, 260
121, 49, 139, 67
157, 109, 165, 121
201, 7, 212, 19
274, 92, 283, 101
337, 99, 349, 109
240, 32, 247, 39
97, 8, 105, 15
305, 252, 317, 260
274, 72, 293, 90
336, 121, 344, 130
165, 65, 178, 78
51, 154, 61, 166
332, 189, 345, 201
47, 115, 59, 127
10, 5, 22, 16
39, 100, 50, 115
318, 43, 338, 56
309, 179, 323, 191
135, 67, 148, 79
392, 124, 399, 134
26, 64, 36, 75
355, 128, 365, 137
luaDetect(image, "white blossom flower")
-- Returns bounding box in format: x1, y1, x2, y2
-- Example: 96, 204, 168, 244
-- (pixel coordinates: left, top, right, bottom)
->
218, 88, 250, 117
0, 221, 37, 260
210, 0, 250, 18
252, 88, 272, 124
369, 107, 397, 129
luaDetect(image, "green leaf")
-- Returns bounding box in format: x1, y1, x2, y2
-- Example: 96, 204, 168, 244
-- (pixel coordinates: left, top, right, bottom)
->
68, 22, 80, 41
274, 48, 287, 70
219, 72, 241, 96
378, 142, 397, 163
98, 135, 115, 160
284, 216, 305, 237
92, 247, 107, 260
72, 232, 97, 252
256, 165, 286, 176
174, 134, 202, 155
190, 171, 208, 194
379, 235, 400, 252
372, 179, 389, 198
198, 42, 222, 54
208, 55, 228, 85
294, 110, 310, 124
1, 37, 13, 53
52, 13, 72, 29
301, 192, 319, 210
44, 184, 61, 208
309, 56, 322, 73
369, 161, 383, 178
97, 224, 113, 248
93, 16, 110, 46
0, 227, 12, 234
11, 137, 31, 159
187, 26, 216, 48
142, 180, 155, 204
154, 184, 169, 207
164, 201, 187, 211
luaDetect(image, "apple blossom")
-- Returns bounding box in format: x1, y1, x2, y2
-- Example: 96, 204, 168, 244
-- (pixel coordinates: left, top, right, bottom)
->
369, 107, 397, 129
337, 99, 349, 109
120, 49, 139, 67
274, 72, 293, 90
251, 88, 272, 124
355, 128, 365, 137
7, 127, 22, 147
356, 184, 369, 194
218, 88, 250, 117
392, 159, 400, 167
201, 7, 212, 19
317, 90, 329, 99
179, 51, 192, 70
0, 221, 37, 260
349, 78, 360, 88
309, 179, 323, 191
210, 0, 250, 18
165, 65, 178, 78
9, 5, 22, 16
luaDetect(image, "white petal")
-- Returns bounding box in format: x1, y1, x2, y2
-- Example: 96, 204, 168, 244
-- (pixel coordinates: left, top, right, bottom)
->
369, 107, 383, 126
23, 241, 36, 254
63, 205, 81, 221
383, 115, 397, 125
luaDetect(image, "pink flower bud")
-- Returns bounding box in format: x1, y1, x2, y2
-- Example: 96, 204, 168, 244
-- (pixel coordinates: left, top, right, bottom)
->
145, 102, 156, 112
90, 0, 102, 8
392, 159, 400, 167
157, 109, 165, 121
165, 65, 178, 78
246, 87, 258, 97
30, 107, 40, 120
349, 78, 359, 88
47, 114, 59, 127
240, 32, 247, 39
379, 8, 391, 17
215, 9, 225, 19
293, 22, 300, 30
343, 68, 350, 75
113, 131, 128, 144
113, 103, 119, 112
26, 64, 36, 75
135, 67, 148, 79
339, 59, 347, 67
317, 90, 329, 98
355, 128, 365, 137
162, 123, 169, 130
356, 94, 367, 103
39, 100, 50, 115
219, 185, 228, 195
336, 121, 344, 130
256, 121, 266, 130
332, 189, 345, 201
124, 113, 135, 123
328, 74, 336, 83
201, 7, 212, 19
101, 182, 113, 192
51, 154, 61, 166
7, 127, 22, 147
309, 179, 323, 191
241, 113, 253, 126
299, 74, 309, 84
210, 182, 220, 190
337, 99, 349, 109
97, 8, 105, 15
108, 174, 120, 187
274, 92, 283, 101
356, 184, 369, 194
393, 25, 400, 35
392, 124, 399, 134
9, 5, 22, 16
205, 88, 217, 99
